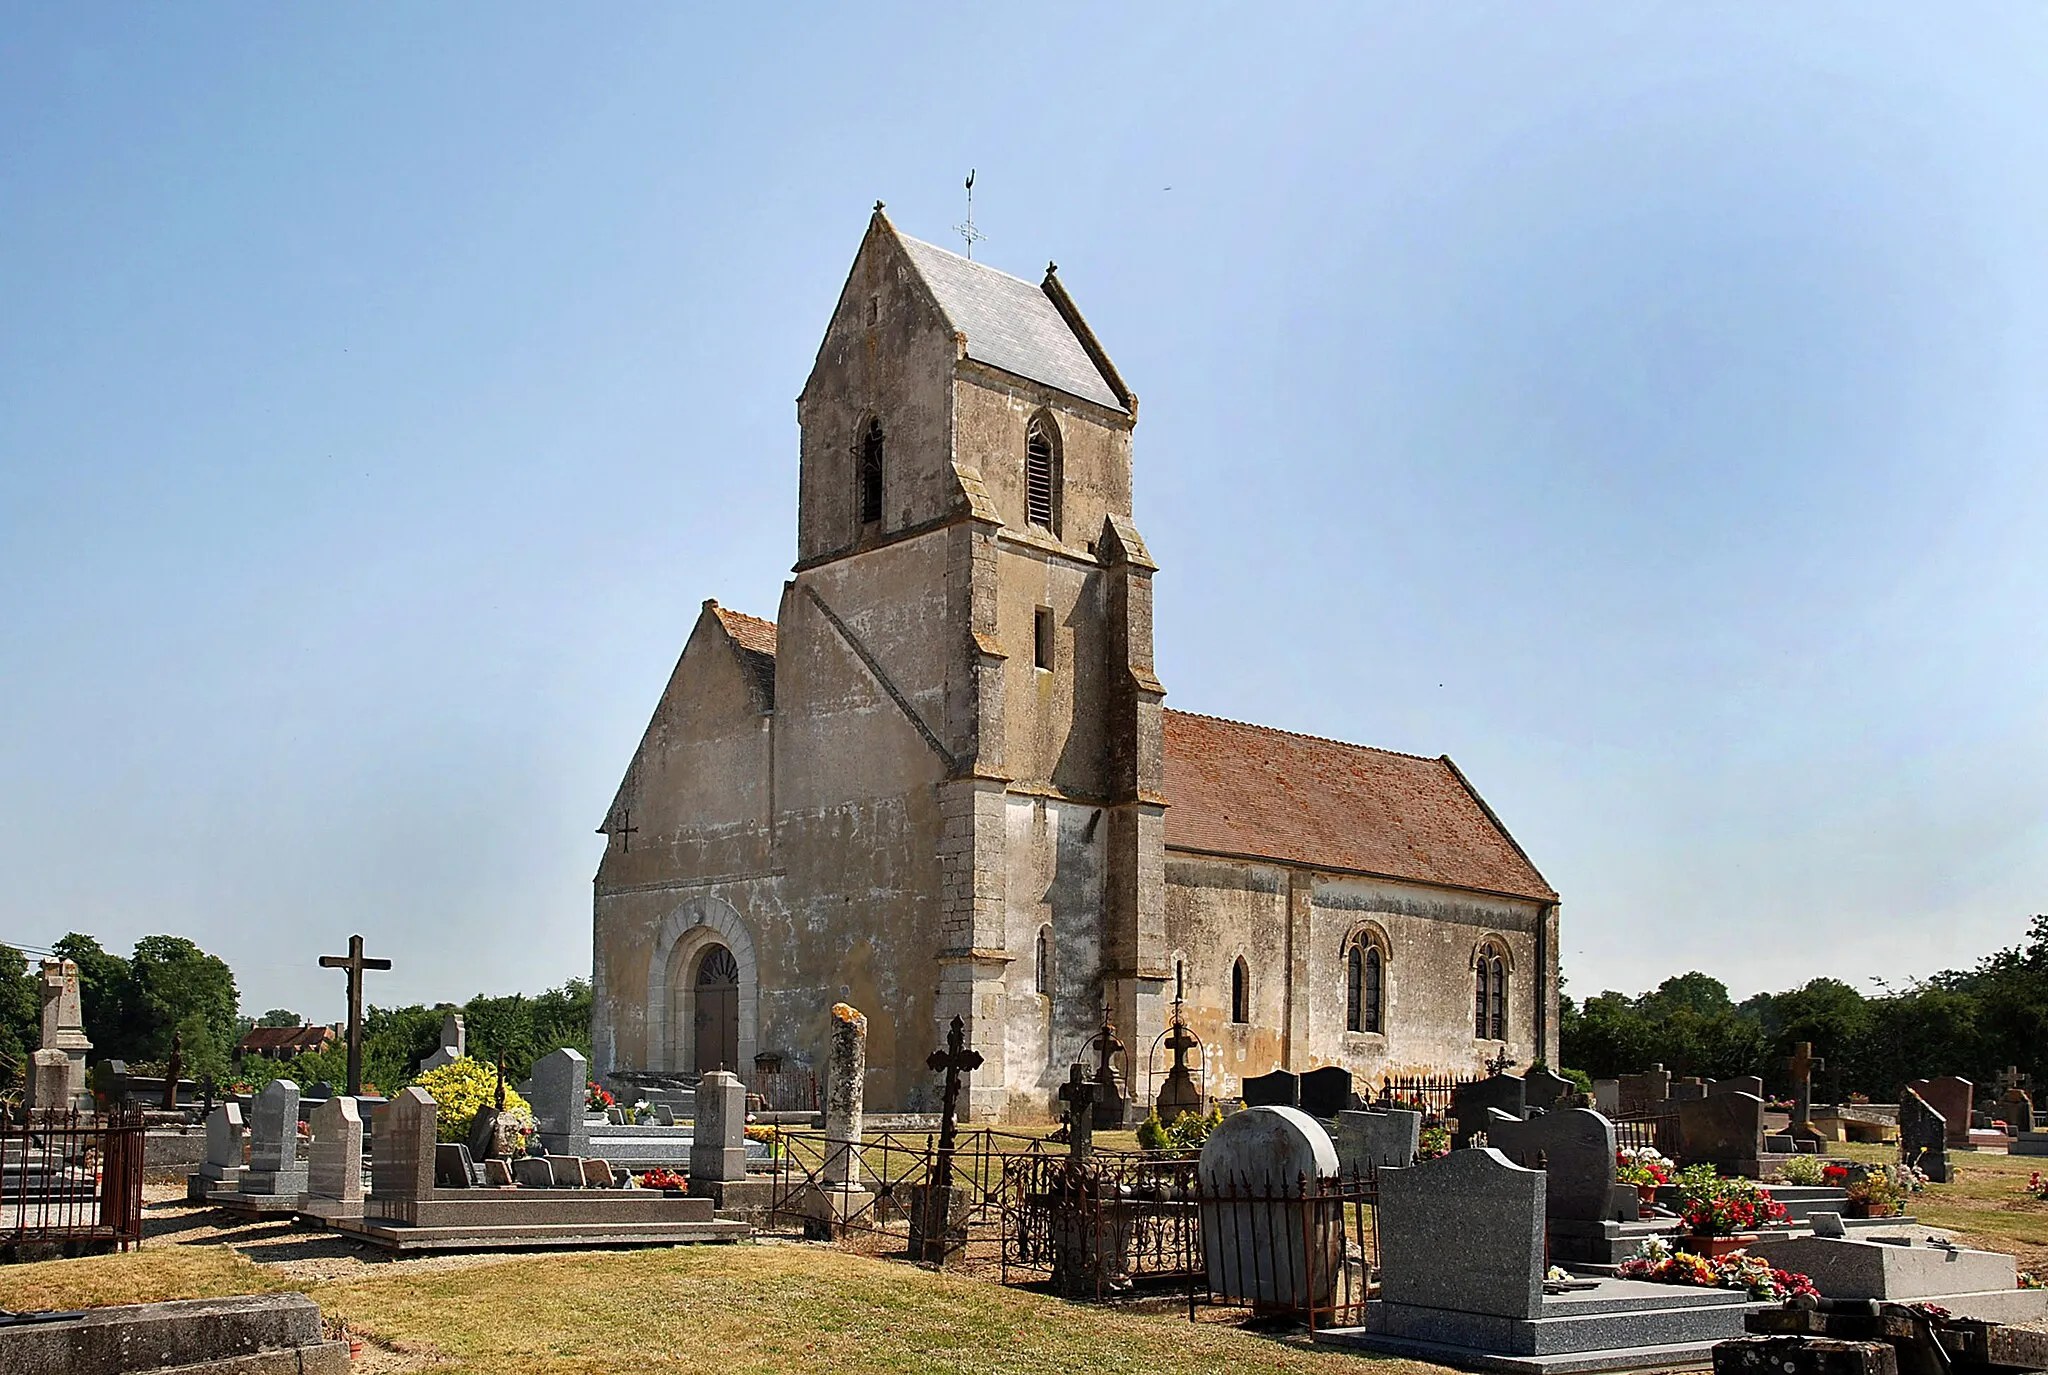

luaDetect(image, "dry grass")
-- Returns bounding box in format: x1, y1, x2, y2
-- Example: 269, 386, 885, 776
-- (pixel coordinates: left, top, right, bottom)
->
2, 1241, 296, 1311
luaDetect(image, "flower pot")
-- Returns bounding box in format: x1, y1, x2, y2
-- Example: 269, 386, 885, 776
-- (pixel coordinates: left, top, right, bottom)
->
1682, 1233, 1756, 1260
1845, 1200, 1895, 1219
348, 1337, 364, 1361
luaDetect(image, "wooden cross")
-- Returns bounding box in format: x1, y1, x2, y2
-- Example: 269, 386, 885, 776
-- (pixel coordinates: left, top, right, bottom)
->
923, 1015, 982, 1264
319, 934, 392, 1097
1057, 1063, 1097, 1161
1786, 1041, 1823, 1132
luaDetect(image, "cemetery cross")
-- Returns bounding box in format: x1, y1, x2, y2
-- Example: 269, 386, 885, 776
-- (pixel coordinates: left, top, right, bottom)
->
1787, 1041, 1824, 1138
924, 1014, 982, 1265
1057, 1063, 1097, 1162
319, 933, 393, 1096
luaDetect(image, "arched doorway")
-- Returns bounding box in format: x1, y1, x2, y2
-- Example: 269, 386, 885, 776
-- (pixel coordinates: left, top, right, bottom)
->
693, 944, 740, 1073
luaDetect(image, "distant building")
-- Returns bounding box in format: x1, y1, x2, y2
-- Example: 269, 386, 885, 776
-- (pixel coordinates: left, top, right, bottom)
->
235, 1023, 337, 1063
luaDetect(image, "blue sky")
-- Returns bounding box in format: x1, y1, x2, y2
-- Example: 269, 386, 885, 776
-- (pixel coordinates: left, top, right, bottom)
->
4, 6, 2045, 1020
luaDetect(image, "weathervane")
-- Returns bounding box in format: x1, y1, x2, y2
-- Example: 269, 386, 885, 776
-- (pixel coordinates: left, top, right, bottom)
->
954, 169, 986, 259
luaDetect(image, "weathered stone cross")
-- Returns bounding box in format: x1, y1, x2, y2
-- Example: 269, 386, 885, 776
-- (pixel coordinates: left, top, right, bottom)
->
319, 934, 392, 1096
923, 1015, 982, 1264
1786, 1041, 1823, 1136
1057, 1062, 1097, 1161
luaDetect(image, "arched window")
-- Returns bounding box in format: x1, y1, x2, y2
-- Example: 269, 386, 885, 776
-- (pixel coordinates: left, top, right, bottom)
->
1230, 957, 1249, 1024
1345, 934, 1387, 1035
1474, 941, 1508, 1041
859, 417, 884, 525
1034, 926, 1051, 996
1025, 414, 1060, 534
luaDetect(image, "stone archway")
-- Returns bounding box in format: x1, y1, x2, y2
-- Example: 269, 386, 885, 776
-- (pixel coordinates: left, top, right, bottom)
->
646, 897, 758, 1075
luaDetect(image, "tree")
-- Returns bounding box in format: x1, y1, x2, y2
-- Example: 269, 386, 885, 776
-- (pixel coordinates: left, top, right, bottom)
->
257, 1009, 303, 1028
0, 944, 38, 1091
52, 932, 134, 1058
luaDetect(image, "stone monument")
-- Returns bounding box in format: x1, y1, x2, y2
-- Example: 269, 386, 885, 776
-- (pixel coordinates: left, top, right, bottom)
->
1154, 1011, 1203, 1126
239, 1079, 309, 1201
418, 1010, 466, 1073
36, 958, 92, 1112
1197, 1105, 1341, 1309
806, 1002, 872, 1237
1898, 1086, 1950, 1183
186, 1102, 246, 1202
531, 1047, 592, 1158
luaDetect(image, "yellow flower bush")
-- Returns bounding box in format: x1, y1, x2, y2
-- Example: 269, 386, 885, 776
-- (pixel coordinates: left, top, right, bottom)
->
412, 1057, 535, 1144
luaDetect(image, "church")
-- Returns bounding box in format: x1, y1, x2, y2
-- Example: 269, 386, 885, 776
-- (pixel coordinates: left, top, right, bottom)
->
589, 208, 1561, 1119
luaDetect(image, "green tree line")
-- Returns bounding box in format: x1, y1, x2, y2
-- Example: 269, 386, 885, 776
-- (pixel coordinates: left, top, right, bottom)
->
1562, 914, 2048, 1097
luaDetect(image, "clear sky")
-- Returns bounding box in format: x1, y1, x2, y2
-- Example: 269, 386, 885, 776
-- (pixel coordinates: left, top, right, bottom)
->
4, 6, 2045, 1022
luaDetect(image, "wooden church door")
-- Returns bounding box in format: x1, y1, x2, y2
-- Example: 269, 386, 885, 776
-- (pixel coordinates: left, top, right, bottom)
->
694, 944, 740, 1073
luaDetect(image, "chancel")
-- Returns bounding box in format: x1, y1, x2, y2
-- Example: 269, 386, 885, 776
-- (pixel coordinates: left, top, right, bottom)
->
590, 207, 1562, 1117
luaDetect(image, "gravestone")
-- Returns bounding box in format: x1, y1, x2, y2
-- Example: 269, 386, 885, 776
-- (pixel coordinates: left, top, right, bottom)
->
1593, 1079, 1621, 1115
1619, 1065, 1672, 1116
531, 1047, 592, 1157
1197, 1106, 1341, 1309
28, 1049, 71, 1114
371, 1087, 437, 1207
581, 1158, 614, 1188
1336, 1106, 1422, 1175
36, 958, 93, 1112
1908, 1077, 1974, 1150
483, 1158, 515, 1185
466, 1106, 511, 1164
1524, 1066, 1577, 1112
1058, 1064, 1097, 1160
1787, 1043, 1827, 1143
1750, 1234, 2048, 1322
435, 1143, 476, 1188
1299, 1065, 1356, 1120
1378, 1147, 1544, 1320
512, 1156, 556, 1188
1451, 1074, 1526, 1147
692, 1070, 747, 1183
187, 1102, 246, 1200
1086, 1008, 1133, 1130
241, 1080, 308, 1197
1711, 1076, 1765, 1100
1486, 1106, 1633, 1224
1669, 1078, 1708, 1104
302, 1096, 363, 1222
1241, 1068, 1300, 1109
418, 1010, 466, 1074
2001, 1089, 2035, 1134
1897, 1087, 1950, 1183
1679, 1091, 1771, 1177
1155, 1016, 1204, 1126
654, 1103, 676, 1126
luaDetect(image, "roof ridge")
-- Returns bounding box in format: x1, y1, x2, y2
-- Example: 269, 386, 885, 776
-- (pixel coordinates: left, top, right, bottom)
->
894, 230, 1043, 291
1163, 707, 1446, 766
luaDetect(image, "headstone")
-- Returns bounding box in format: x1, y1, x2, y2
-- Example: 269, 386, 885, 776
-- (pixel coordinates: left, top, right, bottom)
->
1451, 1074, 1526, 1147
1908, 1077, 1974, 1150
1299, 1065, 1355, 1120
1087, 1009, 1132, 1130
189, 1102, 247, 1199
1335, 1106, 1421, 1174
467, 1105, 502, 1163
304, 1096, 363, 1220
28, 1049, 71, 1114
692, 1069, 747, 1183
36, 959, 92, 1111
1788, 1043, 1827, 1142
371, 1087, 437, 1202
1241, 1068, 1300, 1109
1897, 1088, 1950, 1182
1155, 1015, 1203, 1125
1711, 1075, 1766, 1100
1378, 1147, 1545, 1320
1487, 1106, 1633, 1223
483, 1158, 515, 1185
1197, 1106, 1341, 1309
1668, 1078, 1708, 1103
606, 1106, 626, 1124
1811, 1211, 1846, 1239
1618, 1065, 1672, 1116
434, 1142, 475, 1188
1057, 1064, 1096, 1161
581, 1158, 614, 1188
531, 1047, 592, 1157
1679, 1091, 1769, 1175
241, 1080, 308, 1196
2004, 1089, 2037, 1135
1524, 1066, 1577, 1112
512, 1156, 555, 1188
1593, 1079, 1621, 1115
654, 1103, 676, 1127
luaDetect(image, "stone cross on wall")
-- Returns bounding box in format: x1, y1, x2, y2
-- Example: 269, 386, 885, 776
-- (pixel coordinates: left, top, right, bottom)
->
923, 1015, 982, 1265
318, 934, 391, 1096
1787, 1042, 1824, 1140
1057, 1063, 1097, 1161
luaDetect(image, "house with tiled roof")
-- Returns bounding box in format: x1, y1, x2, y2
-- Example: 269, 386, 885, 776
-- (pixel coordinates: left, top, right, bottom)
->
235, 1023, 338, 1063
591, 208, 1559, 1118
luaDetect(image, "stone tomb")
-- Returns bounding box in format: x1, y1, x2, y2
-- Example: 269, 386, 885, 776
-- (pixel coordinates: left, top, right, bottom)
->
1335, 1106, 1422, 1175
1197, 1106, 1343, 1311
1898, 1088, 1951, 1183
210, 1080, 307, 1217
1749, 1233, 2048, 1325
1317, 1148, 1770, 1373
324, 1084, 747, 1251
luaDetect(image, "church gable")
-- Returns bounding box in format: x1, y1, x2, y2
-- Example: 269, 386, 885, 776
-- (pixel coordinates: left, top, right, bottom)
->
1160, 710, 1557, 903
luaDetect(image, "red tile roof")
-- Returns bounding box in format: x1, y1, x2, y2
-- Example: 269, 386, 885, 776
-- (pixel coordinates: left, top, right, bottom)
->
1161, 709, 1557, 902
709, 603, 778, 707
237, 1025, 335, 1056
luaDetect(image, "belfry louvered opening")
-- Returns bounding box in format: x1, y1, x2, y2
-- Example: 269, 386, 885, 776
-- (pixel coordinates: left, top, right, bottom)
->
1025, 415, 1058, 532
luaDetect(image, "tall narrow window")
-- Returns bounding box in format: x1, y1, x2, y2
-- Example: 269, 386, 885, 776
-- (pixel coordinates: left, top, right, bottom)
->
1475, 942, 1508, 1040
1345, 943, 1364, 1033
1035, 926, 1051, 996
1230, 957, 1249, 1024
1025, 415, 1059, 533
1346, 936, 1387, 1035
1364, 945, 1384, 1034
859, 417, 884, 525
1034, 606, 1055, 670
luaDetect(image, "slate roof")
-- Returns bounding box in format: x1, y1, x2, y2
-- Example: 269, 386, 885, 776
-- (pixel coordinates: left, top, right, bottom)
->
709, 603, 778, 708
1161, 709, 1557, 903
896, 233, 1127, 412
237, 1025, 335, 1057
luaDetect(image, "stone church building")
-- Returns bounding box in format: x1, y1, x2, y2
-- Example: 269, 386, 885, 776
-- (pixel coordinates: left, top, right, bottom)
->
590, 209, 1560, 1119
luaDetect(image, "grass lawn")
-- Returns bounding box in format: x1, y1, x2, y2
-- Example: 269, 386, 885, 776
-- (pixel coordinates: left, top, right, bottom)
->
1829, 1141, 2048, 1275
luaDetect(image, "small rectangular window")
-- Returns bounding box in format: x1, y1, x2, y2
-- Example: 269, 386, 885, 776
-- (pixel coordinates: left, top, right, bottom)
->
1034, 607, 1054, 671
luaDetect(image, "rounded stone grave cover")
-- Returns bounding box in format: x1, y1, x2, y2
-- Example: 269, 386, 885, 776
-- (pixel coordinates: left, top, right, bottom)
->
1198, 1105, 1338, 1190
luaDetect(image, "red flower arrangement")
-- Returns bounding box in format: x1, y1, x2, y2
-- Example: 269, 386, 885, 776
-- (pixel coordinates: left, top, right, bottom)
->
586, 1081, 615, 1113
1823, 1164, 1850, 1186
641, 1167, 685, 1190
2026, 1173, 2047, 1202
1674, 1166, 1790, 1236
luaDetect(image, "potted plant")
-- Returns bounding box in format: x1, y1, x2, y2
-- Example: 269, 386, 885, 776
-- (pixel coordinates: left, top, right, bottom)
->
1673, 1165, 1789, 1258
1844, 1163, 1919, 1218
1616, 1146, 1675, 1215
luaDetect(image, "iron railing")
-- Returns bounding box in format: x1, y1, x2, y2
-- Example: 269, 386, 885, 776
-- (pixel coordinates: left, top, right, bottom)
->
2, 1107, 146, 1254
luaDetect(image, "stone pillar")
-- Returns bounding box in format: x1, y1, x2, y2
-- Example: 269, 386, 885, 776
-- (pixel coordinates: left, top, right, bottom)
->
241, 1080, 308, 1197
823, 1004, 867, 1188
304, 1096, 364, 1222
691, 1070, 747, 1183
28, 1050, 71, 1115
37, 959, 93, 1112
531, 1047, 591, 1157
370, 1087, 437, 1223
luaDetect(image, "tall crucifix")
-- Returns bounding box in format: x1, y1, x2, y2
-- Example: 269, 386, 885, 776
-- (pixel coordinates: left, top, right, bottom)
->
1786, 1040, 1824, 1142
319, 934, 392, 1097
923, 1015, 982, 1265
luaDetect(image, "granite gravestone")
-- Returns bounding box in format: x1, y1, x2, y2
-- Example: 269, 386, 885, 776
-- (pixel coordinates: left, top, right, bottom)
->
1241, 1068, 1300, 1109
1378, 1147, 1545, 1320
1909, 1077, 1974, 1150
241, 1080, 309, 1197
2004, 1089, 2036, 1135
691, 1070, 747, 1183
1524, 1067, 1577, 1112
1593, 1079, 1621, 1115
1299, 1066, 1356, 1120
531, 1048, 592, 1157
512, 1156, 556, 1188
1711, 1076, 1765, 1100
1197, 1106, 1341, 1309
1451, 1074, 1527, 1148
303, 1096, 363, 1222
1485, 1106, 1634, 1224
1619, 1066, 1672, 1116
1669, 1078, 1708, 1104
1678, 1091, 1770, 1176
1336, 1106, 1422, 1175
187, 1102, 246, 1200
1898, 1087, 1950, 1183
434, 1143, 476, 1188
371, 1087, 437, 1206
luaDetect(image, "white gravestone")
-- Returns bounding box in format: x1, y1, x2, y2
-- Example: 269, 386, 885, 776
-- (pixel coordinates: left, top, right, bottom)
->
1198, 1105, 1342, 1309
418, 1010, 467, 1073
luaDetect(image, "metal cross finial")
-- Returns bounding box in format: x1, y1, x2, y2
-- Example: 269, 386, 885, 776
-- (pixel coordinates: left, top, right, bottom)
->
318, 933, 392, 1096
953, 169, 986, 259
